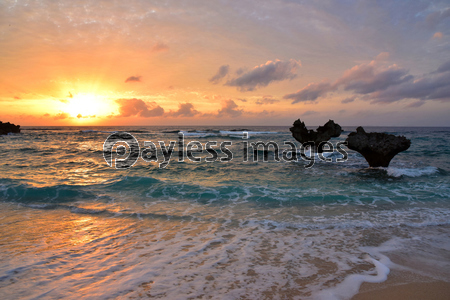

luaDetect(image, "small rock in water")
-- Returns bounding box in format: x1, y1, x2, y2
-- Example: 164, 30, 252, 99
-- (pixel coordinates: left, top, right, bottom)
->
0, 121, 20, 135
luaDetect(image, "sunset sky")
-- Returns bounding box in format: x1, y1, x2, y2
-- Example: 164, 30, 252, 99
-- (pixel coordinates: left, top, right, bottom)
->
1, 0, 449, 126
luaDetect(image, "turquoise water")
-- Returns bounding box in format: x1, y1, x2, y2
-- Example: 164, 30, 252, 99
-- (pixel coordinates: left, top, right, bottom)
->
1, 126, 449, 299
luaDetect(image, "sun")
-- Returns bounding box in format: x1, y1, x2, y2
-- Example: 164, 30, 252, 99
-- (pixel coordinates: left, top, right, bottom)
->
65, 93, 110, 119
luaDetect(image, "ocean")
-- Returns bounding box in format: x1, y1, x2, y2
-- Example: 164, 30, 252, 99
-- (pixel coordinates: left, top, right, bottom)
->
0, 126, 449, 299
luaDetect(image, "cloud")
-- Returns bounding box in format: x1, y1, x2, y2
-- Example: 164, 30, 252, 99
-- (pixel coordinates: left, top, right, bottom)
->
285, 54, 450, 105
59, 99, 69, 103
125, 76, 142, 83
302, 110, 318, 116
217, 100, 243, 117
433, 32, 443, 39
406, 101, 426, 108
257, 110, 274, 117
255, 96, 280, 105
235, 68, 245, 75
226, 59, 300, 91
283, 81, 332, 104
169, 103, 200, 117
434, 60, 450, 74
334, 60, 413, 94
284, 54, 412, 103
14, 96, 20, 99
368, 68, 450, 104
151, 42, 169, 52
68, 92, 73, 98
53, 112, 70, 120
247, 109, 277, 117
77, 114, 96, 119
209, 65, 229, 84
426, 8, 450, 28
374, 52, 390, 61
341, 96, 356, 104
115, 98, 164, 117
359, 61, 450, 103
237, 98, 247, 102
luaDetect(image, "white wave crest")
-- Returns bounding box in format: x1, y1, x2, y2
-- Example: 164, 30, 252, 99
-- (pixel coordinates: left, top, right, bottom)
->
178, 130, 278, 138
387, 166, 439, 177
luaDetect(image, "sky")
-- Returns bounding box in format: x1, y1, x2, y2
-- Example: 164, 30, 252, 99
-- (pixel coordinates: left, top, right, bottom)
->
1, 0, 450, 126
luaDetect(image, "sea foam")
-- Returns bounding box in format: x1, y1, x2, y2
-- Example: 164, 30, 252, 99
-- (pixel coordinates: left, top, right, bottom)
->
386, 166, 439, 177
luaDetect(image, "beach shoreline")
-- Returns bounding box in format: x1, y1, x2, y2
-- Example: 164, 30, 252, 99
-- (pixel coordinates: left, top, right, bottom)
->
352, 267, 450, 300
353, 280, 450, 300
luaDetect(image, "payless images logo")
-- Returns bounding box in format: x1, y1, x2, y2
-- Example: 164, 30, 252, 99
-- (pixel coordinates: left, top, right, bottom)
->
103, 132, 140, 169
103, 132, 233, 169
103, 131, 348, 169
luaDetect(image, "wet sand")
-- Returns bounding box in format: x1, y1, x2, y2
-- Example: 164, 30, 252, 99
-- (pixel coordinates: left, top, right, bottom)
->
352, 268, 450, 300
353, 281, 450, 300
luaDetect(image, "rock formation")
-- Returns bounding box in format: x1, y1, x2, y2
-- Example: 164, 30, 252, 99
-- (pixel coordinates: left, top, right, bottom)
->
0, 121, 20, 135
346, 127, 411, 167
290, 119, 342, 153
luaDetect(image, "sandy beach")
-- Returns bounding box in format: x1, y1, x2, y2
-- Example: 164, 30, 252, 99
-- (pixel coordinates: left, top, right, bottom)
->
354, 281, 450, 300
353, 269, 450, 300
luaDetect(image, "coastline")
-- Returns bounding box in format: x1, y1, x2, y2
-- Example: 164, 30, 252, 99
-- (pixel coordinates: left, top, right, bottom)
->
353, 269, 450, 300
353, 280, 450, 300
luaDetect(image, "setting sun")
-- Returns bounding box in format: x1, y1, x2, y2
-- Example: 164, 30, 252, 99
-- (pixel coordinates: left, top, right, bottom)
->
65, 93, 112, 120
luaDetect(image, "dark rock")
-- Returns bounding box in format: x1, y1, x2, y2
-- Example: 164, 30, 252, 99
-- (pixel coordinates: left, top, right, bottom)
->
0, 121, 20, 135
290, 119, 343, 153
346, 126, 411, 167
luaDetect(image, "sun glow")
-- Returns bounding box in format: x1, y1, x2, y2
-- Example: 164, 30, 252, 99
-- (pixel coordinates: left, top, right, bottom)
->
65, 93, 111, 119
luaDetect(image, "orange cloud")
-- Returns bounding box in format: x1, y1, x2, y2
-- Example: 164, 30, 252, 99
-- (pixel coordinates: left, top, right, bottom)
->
217, 100, 243, 117
151, 42, 169, 52
433, 32, 443, 39
52, 112, 71, 120
115, 98, 164, 118
125, 76, 142, 83
168, 103, 200, 117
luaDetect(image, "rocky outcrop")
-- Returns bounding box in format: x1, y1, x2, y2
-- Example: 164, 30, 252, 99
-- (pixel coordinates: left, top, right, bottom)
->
0, 121, 20, 135
290, 119, 342, 153
346, 127, 411, 167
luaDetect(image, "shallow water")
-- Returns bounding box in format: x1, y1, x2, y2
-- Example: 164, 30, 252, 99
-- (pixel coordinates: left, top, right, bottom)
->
1, 126, 449, 299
